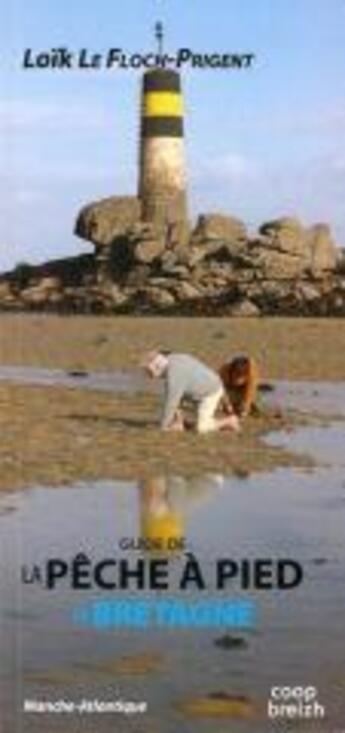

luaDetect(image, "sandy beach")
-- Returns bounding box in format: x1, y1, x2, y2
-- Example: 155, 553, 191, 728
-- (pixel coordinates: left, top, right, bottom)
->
0, 314, 344, 491
1, 315, 345, 730
1, 314, 345, 378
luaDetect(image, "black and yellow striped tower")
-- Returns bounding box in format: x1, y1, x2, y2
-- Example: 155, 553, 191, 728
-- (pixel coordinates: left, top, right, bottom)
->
138, 67, 189, 244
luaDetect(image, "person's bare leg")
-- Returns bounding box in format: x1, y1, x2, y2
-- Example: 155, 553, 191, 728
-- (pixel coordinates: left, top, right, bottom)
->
197, 390, 240, 434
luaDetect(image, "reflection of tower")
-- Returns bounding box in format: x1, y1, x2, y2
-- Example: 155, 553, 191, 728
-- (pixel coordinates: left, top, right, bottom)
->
140, 476, 184, 551
139, 474, 224, 553
138, 25, 188, 244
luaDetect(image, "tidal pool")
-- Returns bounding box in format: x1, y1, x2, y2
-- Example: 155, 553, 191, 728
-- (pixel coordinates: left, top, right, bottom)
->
0, 365, 150, 394
1, 383, 345, 732
0, 365, 344, 417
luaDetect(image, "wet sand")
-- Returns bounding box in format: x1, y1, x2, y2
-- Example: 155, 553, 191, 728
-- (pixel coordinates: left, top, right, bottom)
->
0, 314, 344, 490
1, 314, 345, 379
1, 314, 345, 731
0, 381, 305, 491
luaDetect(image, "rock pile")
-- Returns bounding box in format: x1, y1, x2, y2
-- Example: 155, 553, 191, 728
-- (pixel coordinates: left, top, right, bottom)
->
0, 200, 344, 316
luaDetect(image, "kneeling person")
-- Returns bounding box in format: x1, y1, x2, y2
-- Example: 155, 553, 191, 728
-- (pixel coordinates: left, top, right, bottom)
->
142, 351, 240, 433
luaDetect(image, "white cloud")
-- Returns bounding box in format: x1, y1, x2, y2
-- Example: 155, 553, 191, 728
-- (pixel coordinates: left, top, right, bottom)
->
193, 152, 261, 185
0, 97, 108, 133
257, 102, 345, 137
190, 148, 345, 247
13, 189, 52, 204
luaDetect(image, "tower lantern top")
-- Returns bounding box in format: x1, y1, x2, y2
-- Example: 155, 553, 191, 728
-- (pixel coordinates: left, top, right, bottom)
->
154, 21, 164, 56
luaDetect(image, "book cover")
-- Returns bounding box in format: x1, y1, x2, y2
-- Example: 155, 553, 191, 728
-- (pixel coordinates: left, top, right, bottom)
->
1, 2, 345, 732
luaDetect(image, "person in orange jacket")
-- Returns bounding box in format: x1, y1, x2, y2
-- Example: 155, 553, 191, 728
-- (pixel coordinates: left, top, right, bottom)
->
219, 356, 259, 418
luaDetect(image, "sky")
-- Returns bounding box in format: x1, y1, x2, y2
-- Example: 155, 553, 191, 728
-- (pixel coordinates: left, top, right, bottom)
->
0, 0, 345, 270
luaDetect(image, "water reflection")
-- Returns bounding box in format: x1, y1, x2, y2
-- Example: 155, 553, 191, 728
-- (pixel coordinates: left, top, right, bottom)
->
139, 474, 224, 553
1, 448, 345, 729
0, 365, 150, 394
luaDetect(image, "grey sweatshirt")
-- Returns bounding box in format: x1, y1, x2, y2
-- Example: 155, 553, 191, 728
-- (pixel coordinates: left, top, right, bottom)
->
161, 353, 223, 428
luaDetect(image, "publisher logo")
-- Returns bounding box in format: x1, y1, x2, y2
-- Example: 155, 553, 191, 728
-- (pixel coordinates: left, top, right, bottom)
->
267, 685, 325, 721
